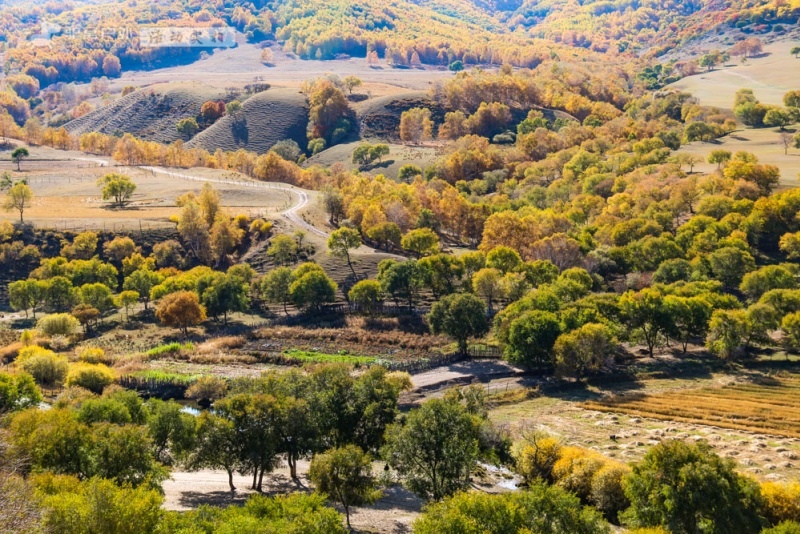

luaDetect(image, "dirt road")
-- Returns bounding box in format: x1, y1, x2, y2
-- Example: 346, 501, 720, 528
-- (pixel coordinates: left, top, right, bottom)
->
140, 166, 327, 237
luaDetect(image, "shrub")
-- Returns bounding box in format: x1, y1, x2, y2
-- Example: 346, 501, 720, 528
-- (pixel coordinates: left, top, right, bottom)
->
65, 363, 115, 394
590, 462, 631, 522
48, 335, 71, 351
514, 432, 563, 483
145, 342, 194, 358
762, 481, 800, 526
552, 446, 605, 502
15, 346, 69, 387
76, 347, 113, 365
36, 313, 80, 338
0, 371, 42, 411
764, 522, 800, 534
413, 481, 610, 533
185, 375, 228, 404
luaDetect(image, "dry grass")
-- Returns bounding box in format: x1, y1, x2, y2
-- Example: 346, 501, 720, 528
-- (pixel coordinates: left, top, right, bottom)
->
583, 375, 800, 438
252, 317, 447, 359
195, 336, 247, 354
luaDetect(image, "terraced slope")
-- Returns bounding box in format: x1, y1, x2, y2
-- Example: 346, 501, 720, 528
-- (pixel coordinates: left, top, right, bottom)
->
64, 83, 229, 144
186, 88, 309, 155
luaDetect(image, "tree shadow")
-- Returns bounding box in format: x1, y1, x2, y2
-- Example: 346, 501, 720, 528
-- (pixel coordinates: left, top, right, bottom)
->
178, 490, 246, 509
362, 159, 396, 171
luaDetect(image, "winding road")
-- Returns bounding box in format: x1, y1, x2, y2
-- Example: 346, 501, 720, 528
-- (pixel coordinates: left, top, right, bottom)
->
93, 160, 329, 237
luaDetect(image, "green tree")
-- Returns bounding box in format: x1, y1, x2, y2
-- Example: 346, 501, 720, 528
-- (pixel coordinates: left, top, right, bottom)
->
505, 310, 561, 367
487, 245, 523, 273
366, 221, 402, 251
382, 398, 480, 500
113, 290, 139, 322
290, 268, 337, 311
764, 108, 793, 130
708, 149, 732, 169
197, 272, 249, 324
398, 164, 422, 182
417, 254, 464, 298
428, 293, 489, 354
449, 60, 464, 72
620, 289, 672, 358
185, 412, 241, 491
554, 323, 616, 380
8, 279, 47, 318
3, 181, 32, 223
740, 265, 797, 301
708, 246, 756, 290
267, 234, 299, 265
783, 312, 800, 353
348, 279, 382, 315
145, 399, 196, 463
260, 266, 295, 315
97, 173, 136, 208
664, 295, 713, 352
473, 268, 504, 311
11, 147, 28, 172
123, 269, 163, 311
309, 445, 380, 529
401, 228, 440, 257
378, 259, 422, 308
176, 117, 199, 137
413, 482, 610, 534
327, 227, 361, 274
79, 283, 115, 314
622, 440, 763, 533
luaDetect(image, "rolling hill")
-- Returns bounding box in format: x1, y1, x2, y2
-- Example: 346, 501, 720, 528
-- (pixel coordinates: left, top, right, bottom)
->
64, 83, 230, 144
185, 88, 309, 155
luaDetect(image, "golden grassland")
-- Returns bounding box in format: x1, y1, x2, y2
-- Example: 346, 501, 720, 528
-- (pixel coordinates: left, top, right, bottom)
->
583, 374, 800, 438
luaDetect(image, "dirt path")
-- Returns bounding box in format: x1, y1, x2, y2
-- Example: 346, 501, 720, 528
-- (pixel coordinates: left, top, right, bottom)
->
411, 359, 523, 390
140, 166, 328, 237
163, 464, 423, 533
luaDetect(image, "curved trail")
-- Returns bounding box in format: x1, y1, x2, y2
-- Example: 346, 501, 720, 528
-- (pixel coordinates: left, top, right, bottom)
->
95, 161, 329, 237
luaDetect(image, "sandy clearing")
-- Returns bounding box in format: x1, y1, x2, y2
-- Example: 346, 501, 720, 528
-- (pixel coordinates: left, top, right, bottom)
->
164, 463, 424, 533
669, 40, 800, 109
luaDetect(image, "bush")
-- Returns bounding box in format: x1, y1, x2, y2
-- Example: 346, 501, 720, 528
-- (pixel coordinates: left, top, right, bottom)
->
622, 440, 763, 533
36, 313, 80, 338
65, 363, 115, 394
413, 481, 610, 533
764, 522, 800, 534
145, 342, 194, 358
185, 375, 228, 404
15, 346, 69, 387
0, 371, 42, 411
76, 347, 113, 365
552, 446, 605, 502
590, 462, 631, 523
513, 432, 563, 483
762, 481, 800, 526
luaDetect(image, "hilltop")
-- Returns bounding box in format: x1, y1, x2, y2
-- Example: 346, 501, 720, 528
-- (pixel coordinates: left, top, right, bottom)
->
64, 83, 231, 144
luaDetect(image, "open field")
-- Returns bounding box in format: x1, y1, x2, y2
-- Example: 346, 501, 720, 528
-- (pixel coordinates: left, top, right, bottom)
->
583, 374, 800, 438
669, 39, 800, 109
490, 356, 800, 483
103, 33, 456, 96
677, 127, 800, 186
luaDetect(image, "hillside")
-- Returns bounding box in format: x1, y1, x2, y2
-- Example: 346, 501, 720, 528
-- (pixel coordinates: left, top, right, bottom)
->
64, 83, 229, 144
185, 88, 309, 155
